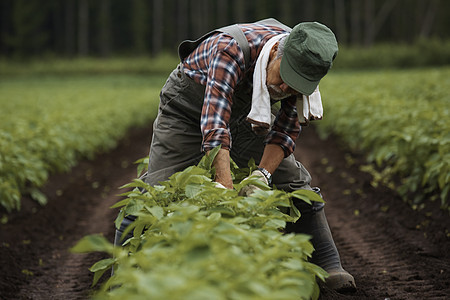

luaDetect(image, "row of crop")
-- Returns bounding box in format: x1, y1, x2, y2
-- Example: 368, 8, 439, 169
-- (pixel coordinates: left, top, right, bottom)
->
0, 74, 163, 213
72, 149, 326, 299
317, 67, 449, 208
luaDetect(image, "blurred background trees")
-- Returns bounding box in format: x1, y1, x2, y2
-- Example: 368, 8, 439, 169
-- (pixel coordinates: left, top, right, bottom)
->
0, 0, 449, 58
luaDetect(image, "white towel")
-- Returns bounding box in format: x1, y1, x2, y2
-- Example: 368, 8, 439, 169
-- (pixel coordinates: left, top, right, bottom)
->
246, 34, 323, 133
246, 34, 288, 134
296, 86, 323, 125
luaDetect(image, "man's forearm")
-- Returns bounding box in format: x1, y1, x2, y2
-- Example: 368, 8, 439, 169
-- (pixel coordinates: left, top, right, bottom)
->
209, 148, 233, 189
258, 144, 284, 175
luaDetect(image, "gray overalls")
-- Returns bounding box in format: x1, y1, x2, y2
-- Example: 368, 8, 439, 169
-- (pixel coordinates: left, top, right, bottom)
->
146, 18, 312, 191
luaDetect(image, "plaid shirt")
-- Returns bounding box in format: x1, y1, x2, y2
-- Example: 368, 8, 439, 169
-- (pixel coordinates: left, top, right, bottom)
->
182, 23, 300, 157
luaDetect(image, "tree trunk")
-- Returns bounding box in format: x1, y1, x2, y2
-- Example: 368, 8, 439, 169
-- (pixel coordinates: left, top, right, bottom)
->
420, 0, 440, 38
132, 0, 148, 54
0, 0, 11, 54
99, 0, 112, 57
52, 0, 64, 53
280, 0, 293, 26
78, 0, 89, 56
65, 0, 75, 55
364, 0, 399, 46
334, 0, 347, 44
217, 0, 229, 27
255, 0, 268, 22
233, 0, 246, 23
152, 0, 163, 55
350, 0, 362, 45
177, 0, 188, 42
303, 0, 315, 22
190, 0, 203, 38
363, 0, 374, 46
200, 0, 210, 33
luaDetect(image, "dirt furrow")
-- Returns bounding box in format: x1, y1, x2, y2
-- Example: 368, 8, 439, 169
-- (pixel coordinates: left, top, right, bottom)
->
0, 126, 152, 300
297, 126, 450, 300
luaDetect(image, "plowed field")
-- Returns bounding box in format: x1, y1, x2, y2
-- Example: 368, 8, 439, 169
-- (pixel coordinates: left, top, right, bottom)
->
1, 124, 448, 299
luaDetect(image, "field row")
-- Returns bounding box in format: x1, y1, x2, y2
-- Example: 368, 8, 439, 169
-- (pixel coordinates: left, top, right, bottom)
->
0, 74, 163, 212
318, 67, 449, 208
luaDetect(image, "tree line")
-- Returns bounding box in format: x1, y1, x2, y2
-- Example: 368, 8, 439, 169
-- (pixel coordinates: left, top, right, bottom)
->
0, 0, 448, 58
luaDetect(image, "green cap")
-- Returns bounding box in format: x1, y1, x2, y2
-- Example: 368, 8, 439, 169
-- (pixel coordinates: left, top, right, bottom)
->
280, 22, 338, 96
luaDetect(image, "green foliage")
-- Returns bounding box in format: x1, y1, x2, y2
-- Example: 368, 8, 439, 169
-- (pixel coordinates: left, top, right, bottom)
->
134, 157, 149, 178
0, 74, 163, 212
0, 54, 179, 77
3, 0, 50, 57
72, 152, 327, 299
334, 39, 450, 70
317, 67, 450, 208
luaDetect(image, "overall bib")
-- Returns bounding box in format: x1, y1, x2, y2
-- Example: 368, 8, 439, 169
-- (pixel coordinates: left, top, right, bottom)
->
146, 18, 312, 191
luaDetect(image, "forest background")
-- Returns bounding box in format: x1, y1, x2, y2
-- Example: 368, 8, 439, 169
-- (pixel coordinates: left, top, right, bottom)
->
1, 0, 449, 59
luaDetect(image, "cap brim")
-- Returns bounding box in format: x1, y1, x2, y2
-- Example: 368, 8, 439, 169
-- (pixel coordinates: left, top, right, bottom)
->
280, 56, 319, 96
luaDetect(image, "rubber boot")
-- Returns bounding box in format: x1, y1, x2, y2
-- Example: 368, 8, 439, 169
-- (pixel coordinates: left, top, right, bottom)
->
114, 172, 146, 248
111, 214, 135, 276
111, 173, 146, 278
287, 187, 356, 293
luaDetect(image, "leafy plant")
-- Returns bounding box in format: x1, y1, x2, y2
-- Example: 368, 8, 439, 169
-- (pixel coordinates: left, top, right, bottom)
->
72, 150, 326, 299
318, 67, 450, 208
0, 74, 163, 212
333, 38, 450, 70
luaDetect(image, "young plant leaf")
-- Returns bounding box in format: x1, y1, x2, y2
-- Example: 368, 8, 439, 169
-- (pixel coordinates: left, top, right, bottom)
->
70, 234, 114, 255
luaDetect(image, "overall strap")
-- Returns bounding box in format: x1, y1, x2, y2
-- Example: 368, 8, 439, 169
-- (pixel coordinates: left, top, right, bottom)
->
219, 24, 251, 68
178, 18, 291, 70
178, 25, 251, 68
255, 18, 292, 32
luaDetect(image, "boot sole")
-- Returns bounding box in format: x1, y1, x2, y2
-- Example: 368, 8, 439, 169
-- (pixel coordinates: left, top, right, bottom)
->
325, 271, 357, 293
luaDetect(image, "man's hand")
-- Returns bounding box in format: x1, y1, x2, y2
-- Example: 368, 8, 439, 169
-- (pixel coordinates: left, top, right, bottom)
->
209, 148, 233, 189
214, 182, 227, 189
238, 144, 284, 196
238, 169, 269, 196
209, 144, 284, 190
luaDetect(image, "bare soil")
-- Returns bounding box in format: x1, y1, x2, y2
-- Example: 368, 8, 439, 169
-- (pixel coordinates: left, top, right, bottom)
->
0, 124, 449, 299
